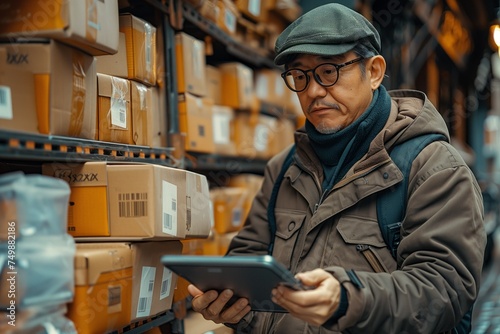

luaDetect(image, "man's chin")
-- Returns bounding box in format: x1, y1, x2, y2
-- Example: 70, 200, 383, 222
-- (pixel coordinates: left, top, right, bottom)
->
315, 123, 342, 134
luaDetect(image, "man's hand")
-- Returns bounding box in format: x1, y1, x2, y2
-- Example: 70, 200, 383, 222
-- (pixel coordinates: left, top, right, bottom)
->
271, 269, 342, 326
187, 284, 251, 324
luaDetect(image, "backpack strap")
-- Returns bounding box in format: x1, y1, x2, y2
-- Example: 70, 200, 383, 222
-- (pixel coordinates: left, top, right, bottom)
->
377, 133, 447, 259
267, 145, 296, 255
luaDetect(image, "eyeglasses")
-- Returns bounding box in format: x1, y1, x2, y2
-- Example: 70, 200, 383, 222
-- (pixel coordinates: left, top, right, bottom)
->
281, 57, 364, 92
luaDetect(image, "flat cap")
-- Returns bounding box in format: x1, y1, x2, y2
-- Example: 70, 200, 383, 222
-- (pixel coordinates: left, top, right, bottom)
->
274, 3, 381, 66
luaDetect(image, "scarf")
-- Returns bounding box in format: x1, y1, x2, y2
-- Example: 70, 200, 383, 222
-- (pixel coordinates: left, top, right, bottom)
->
305, 85, 391, 189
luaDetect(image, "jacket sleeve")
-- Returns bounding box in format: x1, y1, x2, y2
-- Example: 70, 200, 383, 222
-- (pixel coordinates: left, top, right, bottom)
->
326, 142, 486, 333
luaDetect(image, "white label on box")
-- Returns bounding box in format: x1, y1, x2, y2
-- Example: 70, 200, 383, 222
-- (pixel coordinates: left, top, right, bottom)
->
110, 97, 127, 129
0, 86, 13, 120
136, 266, 156, 318
160, 267, 173, 300
224, 9, 237, 33
232, 207, 243, 227
254, 124, 269, 152
255, 75, 269, 100
213, 113, 231, 144
162, 181, 178, 235
248, 0, 261, 16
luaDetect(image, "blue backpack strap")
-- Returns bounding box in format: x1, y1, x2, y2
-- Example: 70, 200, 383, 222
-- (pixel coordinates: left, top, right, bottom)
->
267, 145, 296, 255
377, 133, 447, 259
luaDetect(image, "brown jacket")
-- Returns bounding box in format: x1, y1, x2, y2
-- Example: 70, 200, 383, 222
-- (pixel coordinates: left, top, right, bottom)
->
226, 90, 486, 333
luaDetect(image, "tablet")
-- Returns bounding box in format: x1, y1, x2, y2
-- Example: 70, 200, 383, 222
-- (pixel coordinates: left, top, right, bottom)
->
161, 254, 305, 312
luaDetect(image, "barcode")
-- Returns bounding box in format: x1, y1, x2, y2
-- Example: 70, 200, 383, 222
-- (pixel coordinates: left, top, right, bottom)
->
119, 110, 125, 123
148, 279, 154, 292
138, 297, 147, 313
161, 278, 170, 295
118, 193, 148, 217
163, 213, 172, 230
171, 199, 177, 211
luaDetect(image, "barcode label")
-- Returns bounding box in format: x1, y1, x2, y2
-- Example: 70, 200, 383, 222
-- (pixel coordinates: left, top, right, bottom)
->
111, 96, 127, 129
118, 193, 148, 217
232, 208, 242, 227
213, 113, 230, 144
0, 86, 13, 120
162, 181, 177, 235
160, 268, 173, 300
136, 267, 156, 318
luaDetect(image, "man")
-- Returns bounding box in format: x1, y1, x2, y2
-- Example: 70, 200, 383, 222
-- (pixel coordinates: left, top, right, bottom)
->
188, 3, 486, 333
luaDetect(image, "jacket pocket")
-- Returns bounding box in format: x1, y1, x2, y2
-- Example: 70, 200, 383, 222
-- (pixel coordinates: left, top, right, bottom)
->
336, 216, 395, 273
273, 209, 306, 268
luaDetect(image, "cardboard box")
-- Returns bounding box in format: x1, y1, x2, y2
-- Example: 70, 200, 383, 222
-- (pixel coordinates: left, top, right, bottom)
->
0, 40, 97, 139
130, 241, 182, 321
0, 0, 119, 56
119, 14, 157, 86
97, 73, 133, 144
212, 105, 236, 156
175, 33, 207, 97
219, 62, 254, 110
254, 68, 288, 106
210, 187, 248, 234
151, 86, 168, 148
178, 93, 215, 154
130, 80, 152, 146
205, 65, 222, 104
42, 162, 211, 239
216, 0, 239, 36
68, 245, 133, 334
96, 32, 129, 79
185, 169, 213, 238
233, 111, 276, 159
235, 0, 267, 22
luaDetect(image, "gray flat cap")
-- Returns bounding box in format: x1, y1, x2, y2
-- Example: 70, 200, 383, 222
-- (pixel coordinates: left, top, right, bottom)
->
274, 3, 381, 66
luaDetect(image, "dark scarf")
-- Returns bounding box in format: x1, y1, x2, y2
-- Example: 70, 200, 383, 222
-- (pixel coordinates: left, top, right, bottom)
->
305, 85, 391, 189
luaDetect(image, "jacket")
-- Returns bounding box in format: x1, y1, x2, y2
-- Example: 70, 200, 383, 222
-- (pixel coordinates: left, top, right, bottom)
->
226, 89, 486, 333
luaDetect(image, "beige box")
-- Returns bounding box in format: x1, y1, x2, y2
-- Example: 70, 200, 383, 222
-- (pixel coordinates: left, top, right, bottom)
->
216, 0, 239, 36
175, 33, 207, 97
68, 245, 133, 334
210, 187, 248, 234
233, 111, 276, 159
0, 0, 119, 56
0, 40, 97, 139
178, 93, 215, 154
42, 162, 212, 239
130, 241, 182, 321
96, 32, 129, 79
97, 73, 133, 144
119, 14, 157, 86
254, 68, 288, 106
212, 105, 236, 156
219, 62, 254, 110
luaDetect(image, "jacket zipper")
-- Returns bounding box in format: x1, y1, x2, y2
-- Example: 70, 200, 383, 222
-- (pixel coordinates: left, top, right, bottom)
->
356, 244, 387, 273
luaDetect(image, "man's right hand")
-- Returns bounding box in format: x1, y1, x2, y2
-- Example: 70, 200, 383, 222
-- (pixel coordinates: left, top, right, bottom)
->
187, 284, 252, 324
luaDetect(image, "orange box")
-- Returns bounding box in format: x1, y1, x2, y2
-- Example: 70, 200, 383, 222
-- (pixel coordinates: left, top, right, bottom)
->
210, 187, 248, 234
0, 40, 97, 139
219, 62, 254, 110
119, 14, 157, 86
0, 0, 119, 56
97, 73, 133, 144
175, 32, 207, 97
67, 245, 133, 334
178, 93, 215, 154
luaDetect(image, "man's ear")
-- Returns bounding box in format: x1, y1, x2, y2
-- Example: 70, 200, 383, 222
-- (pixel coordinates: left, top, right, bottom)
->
366, 55, 386, 90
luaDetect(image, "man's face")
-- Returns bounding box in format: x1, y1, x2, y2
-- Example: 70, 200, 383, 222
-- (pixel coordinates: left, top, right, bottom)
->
288, 52, 375, 134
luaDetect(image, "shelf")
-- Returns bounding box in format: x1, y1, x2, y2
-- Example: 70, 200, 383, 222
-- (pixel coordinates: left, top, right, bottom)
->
184, 152, 267, 176
108, 311, 179, 334
0, 130, 180, 168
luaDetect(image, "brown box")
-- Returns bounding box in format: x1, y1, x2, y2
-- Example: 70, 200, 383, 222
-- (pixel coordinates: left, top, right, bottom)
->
130, 241, 182, 321
185, 169, 213, 238
42, 162, 211, 239
178, 93, 215, 154
254, 68, 288, 106
235, 0, 267, 22
96, 32, 129, 79
151, 86, 168, 148
175, 33, 207, 97
233, 111, 276, 159
219, 62, 254, 110
0, 0, 119, 56
216, 0, 239, 36
68, 245, 133, 334
205, 65, 222, 104
210, 187, 248, 234
97, 73, 133, 144
119, 14, 157, 86
0, 40, 97, 139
